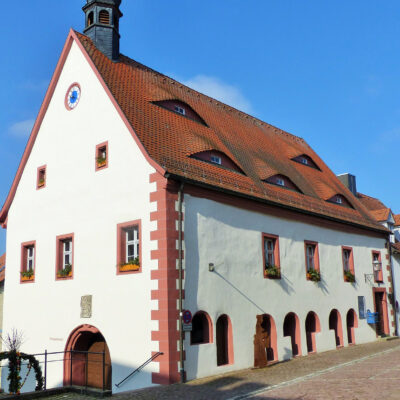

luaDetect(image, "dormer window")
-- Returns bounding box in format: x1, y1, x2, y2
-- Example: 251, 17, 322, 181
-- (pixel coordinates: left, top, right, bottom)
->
292, 154, 320, 170
152, 100, 208, 126
174, 106, 186, 115
264, 174, 302, 193
327, 194, 353, 208
276, 178, 285, 186
210, 155, 222, 165
190, 150, 245, 174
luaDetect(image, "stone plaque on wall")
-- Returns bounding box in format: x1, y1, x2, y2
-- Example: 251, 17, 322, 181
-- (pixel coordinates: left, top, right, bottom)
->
80, 295, 92, 318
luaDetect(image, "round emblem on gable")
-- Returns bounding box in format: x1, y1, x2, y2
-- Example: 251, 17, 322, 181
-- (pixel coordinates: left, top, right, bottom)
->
65, 83, 81, 110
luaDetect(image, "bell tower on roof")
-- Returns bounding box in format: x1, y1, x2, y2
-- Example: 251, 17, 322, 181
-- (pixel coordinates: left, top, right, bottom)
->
82, 0, 123, 61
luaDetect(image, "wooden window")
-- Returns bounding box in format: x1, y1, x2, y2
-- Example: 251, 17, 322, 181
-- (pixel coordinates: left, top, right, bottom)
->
191, 312, 212, 345
372, 251, 383, 282
99, 10, 110, 25
95, 141, 108, 171
21, 241, 36, 283
342, 246, 355, 282
262, 233, 280, 279
37, 165, 46, 189
305, 241, 320, 281
117, 220, 142, 274
56, 234, 74, 280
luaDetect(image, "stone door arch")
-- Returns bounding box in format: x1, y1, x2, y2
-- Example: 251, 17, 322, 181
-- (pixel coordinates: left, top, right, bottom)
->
64, 324, 112, 390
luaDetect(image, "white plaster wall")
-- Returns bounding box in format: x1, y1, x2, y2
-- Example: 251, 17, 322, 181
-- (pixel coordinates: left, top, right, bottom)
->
183, 194, 392, 380
3, 41, 159, 393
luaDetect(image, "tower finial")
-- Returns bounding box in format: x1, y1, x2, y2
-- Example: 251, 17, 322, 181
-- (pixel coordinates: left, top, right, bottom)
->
82, 0, 123, 61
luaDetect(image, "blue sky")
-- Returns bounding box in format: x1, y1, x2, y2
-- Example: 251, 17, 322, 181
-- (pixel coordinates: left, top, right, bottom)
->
1, 0, 400, 255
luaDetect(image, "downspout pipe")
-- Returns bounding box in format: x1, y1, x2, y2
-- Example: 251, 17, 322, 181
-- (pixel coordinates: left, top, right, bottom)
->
388, 236, 398, 336
178, 182, 185, 382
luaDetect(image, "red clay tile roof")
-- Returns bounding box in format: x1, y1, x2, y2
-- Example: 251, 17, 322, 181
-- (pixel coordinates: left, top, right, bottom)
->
74, 31, 388, 233
357, 193, 388, 212
369, 209, 390, 222
392, 243, 400, 253
394, 214, 400, 227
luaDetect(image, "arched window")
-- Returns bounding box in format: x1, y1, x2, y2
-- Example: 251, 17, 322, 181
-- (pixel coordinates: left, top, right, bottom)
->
87, 12, 94, 27
216, 314, 234, 366
99, 10, 110, 25
191, 311, 212, 345
291, 154, 321, 170
327, 194, 354, 208
190, 150, 245, 174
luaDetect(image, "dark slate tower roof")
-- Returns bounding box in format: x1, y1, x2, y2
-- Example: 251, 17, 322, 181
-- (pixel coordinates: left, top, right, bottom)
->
82, 0, 123, 61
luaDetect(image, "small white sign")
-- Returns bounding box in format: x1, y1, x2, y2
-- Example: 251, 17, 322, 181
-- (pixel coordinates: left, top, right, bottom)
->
183, 323, 192, 332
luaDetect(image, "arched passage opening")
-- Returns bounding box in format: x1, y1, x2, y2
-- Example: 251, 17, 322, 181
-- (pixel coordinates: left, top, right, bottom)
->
305, 311, 321, 353
191, 311, 212, 345
64, 325, 111, 390
346, 309, 358, 345
283, 312, 301, 357
329, 309, 344, 347
216, 314, 234, 366
254, 314, 278, 367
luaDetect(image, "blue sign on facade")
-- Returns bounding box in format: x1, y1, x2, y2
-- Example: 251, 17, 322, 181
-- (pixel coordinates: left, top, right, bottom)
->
366, 310, 379, 324
358, 296, 366, 319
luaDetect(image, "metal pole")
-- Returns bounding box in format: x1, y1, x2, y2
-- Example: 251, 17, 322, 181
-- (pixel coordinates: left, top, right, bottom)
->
178, 182, 185, 383
44, 350, 47, 390
70, 351, 73, 387
102, 351, 105, 392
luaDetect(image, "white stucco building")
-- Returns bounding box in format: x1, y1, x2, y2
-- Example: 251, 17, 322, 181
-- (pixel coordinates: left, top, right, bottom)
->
0, 0, 395, 394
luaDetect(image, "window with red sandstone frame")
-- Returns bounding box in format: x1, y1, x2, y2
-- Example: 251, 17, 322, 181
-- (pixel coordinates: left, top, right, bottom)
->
305, 241, 320, 281
262, 233, 280, 279
342, 247, 355, 282
372, 251, 383, 282
21, 241, 35, 282
95, 141, 108, 171
117, 220, 141, 274
56, 234, 74, 279
37, 166, 46, 189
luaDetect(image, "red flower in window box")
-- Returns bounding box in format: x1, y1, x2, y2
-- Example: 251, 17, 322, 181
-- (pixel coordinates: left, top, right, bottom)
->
119, 258, 140, 272
38, 179, 45, 187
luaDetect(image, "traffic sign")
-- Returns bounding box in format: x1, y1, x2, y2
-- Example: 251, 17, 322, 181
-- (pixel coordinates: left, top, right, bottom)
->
182, 310, 192, 324
183, 323, 192, 332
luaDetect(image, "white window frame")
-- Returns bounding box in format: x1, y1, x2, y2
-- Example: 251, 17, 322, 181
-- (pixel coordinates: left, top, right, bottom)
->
126, 226, 139, 263
264, 239, 275, 266
210, 155, 222, 165
343, 249, 351, 271
174, 105, 186, 115
63, 240, 72, 268
301, 157, 308, 165
276, 177, 285, 186
306, 245, 315, 271
26, 246, 35, 271
336, 196, 343, 204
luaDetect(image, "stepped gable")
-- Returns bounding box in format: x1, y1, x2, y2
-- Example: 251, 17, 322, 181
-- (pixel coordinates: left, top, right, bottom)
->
74, 32, 385, 232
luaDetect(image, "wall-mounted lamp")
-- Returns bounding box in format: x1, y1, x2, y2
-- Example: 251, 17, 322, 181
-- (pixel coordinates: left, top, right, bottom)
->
208, 263, 215, 272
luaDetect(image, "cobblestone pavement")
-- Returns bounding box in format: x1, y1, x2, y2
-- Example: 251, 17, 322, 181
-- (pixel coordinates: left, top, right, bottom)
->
41, 339, 400, 400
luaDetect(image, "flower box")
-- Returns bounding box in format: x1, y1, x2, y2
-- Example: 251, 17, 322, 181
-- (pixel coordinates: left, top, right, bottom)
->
119, 263, 140, 272
38, 180, 45, 187
307, 268, 321, 282
21, 275, 34, 282
264, 265, 281, 279
57, 270, 72, 278
96, 158, 107, 168
344, 271, 355, 283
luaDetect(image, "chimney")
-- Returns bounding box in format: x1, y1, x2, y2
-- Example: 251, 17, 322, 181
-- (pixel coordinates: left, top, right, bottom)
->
82, 0, 123, 61
337, 173, 357, 197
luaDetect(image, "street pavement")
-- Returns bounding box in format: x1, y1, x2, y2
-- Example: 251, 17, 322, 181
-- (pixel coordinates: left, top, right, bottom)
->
38, 338, 400, 399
